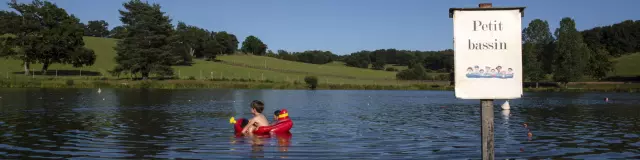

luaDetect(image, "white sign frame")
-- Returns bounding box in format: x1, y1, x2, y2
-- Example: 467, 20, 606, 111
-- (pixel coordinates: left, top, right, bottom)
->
451, 8, 524, 99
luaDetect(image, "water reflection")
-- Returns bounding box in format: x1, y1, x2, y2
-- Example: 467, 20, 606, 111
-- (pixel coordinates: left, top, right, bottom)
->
1, 89, 639, 159
114, 89, 176, 158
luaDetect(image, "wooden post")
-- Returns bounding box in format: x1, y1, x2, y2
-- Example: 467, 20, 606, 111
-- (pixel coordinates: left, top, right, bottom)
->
80, 69, 82, 77
210, 72, 213, 79
178, 70, 181, 78
481, 99, 494, 160
478, 4, 494, 160
55, 69, 58, 78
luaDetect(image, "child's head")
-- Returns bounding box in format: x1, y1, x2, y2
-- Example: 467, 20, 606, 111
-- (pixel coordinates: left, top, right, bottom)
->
250, 100, 265, 114
508, 68, 513, 72
273, 110, 281, 121
480, 69, 485, 73
467, 67, 473, 72
491, 69, 496, 73
496, 66, 502, 71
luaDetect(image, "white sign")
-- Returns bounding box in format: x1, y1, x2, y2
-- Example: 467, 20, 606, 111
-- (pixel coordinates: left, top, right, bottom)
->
452, 9, 523, 99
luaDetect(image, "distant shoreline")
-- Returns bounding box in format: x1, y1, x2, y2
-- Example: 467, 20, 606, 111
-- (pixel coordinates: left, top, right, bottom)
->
0, 79, 638, 93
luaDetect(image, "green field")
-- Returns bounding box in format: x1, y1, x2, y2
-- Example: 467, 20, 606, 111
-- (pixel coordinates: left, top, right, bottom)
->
0, 37, 447, 86
609, 52, 640, 77
323, 61, 409, 71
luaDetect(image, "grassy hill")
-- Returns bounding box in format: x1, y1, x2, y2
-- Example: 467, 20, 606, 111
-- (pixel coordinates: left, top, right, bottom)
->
609, 52, 640, 77
0, 37, 445, 86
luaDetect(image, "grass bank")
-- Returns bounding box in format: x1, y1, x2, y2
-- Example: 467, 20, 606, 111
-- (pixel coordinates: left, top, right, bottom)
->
0, 78, 454, 90
1, 77, 640, 92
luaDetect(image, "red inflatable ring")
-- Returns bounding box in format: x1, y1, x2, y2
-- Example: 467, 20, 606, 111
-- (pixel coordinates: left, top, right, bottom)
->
232, 109, 293, 136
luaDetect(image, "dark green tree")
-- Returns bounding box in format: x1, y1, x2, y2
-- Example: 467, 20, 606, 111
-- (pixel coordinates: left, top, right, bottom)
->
170, 21, 217, 64
587, 47, 614, 80
1, 0, 96, 75
113, 0, 174, 79
553, 18, 590, 85
109, 26, 127, 39
266, 50, 276, 57
344, 51, 370, 68
214, 31, 238, 54
201, 32, 223, 60
522, 19, 554, 87
0, 11, 20, 34
396, 65, 427, 80
84, 20, 109, 37
241, 35, 267, 55
304, 76, 318, 90
276, 49, 297, 61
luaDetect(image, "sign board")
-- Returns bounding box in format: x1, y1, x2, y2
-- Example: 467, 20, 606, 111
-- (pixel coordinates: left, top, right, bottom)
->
451, 8, 523, 99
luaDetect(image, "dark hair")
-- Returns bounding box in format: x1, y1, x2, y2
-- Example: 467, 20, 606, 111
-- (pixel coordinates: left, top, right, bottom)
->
251, 100, 265, 113
274, 110, 281, 116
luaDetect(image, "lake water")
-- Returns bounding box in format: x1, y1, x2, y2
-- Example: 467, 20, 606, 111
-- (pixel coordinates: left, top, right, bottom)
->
0, 89, 639, 159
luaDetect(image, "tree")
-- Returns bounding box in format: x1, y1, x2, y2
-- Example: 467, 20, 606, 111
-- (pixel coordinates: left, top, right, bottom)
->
370, 50, 387, 70
241, 35, 267, 55
587, 47, 614, 80
1, 0, 96, 75
109, 26, 127, 39
113, 0, 174, 79
345, 51, 370, 68
266, 50, 276, 57
522, 43, 544, 87
0, 11, 20, 34
214, 31, 238, 54
84, 20, 109, 37
553, 18, 590, 85
304, 76, 318, 90
201, 31, 223, 60
170, 21, 218, 64
396, 65, 427, 80
522, 19, 553, 87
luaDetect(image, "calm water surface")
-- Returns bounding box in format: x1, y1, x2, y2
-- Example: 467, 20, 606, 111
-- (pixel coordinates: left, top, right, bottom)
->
0, 89, 639, 159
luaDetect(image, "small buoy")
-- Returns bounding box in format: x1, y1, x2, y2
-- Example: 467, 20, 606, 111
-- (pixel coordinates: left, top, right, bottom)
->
501, 100, 510, 110
98, 88, 102, 94
527, 131, 533, 137
188, 100, 191, 102
605, 97, 609, 102
523, 123, 528, 128
102, 98, 105, 100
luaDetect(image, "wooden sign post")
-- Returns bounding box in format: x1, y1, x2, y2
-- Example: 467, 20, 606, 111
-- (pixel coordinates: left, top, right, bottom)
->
449, 3, 525, 160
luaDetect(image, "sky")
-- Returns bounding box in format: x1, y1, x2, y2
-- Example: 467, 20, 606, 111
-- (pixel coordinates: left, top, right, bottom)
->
1, 0, 639, 55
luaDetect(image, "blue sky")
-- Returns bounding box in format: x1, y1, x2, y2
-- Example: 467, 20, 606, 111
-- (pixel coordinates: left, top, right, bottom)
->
2, 0, 639, 55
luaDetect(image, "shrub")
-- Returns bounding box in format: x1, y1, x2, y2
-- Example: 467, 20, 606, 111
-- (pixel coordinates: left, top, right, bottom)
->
437, 74, 450, 81
385, 67, 398, 72
304, 76, 318, 89
396, 65, 427, 80
187, 76, 196, 80
65, 79, 74, 86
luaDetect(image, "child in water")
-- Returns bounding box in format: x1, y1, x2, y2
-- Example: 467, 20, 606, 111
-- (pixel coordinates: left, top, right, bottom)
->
271, 110, 281, 125
241, 100, 270, 135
